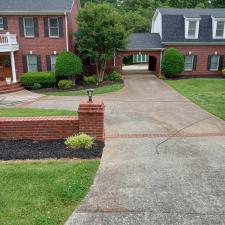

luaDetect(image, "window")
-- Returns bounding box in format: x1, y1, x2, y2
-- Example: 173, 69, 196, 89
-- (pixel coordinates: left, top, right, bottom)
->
216, 21, 225, 38
51, 55, 57, 71
27, 55, 38, 72
133, 54, 149, 63
185, 18, 200, 39
210, 55, 220, 71
0, 17, 3, 29
49, 18, 59, 37
23, 17, 34, 37
184, 55, 194, 71
89, 57, 96, 65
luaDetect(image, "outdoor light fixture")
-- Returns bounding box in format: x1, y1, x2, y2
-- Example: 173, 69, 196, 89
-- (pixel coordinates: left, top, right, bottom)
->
87, 89, 94, 103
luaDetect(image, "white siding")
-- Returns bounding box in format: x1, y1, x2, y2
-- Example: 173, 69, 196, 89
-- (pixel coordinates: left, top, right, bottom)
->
151, 11, 162, 38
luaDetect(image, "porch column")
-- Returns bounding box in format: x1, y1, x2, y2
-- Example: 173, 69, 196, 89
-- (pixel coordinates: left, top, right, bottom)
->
10, 51, 17, 83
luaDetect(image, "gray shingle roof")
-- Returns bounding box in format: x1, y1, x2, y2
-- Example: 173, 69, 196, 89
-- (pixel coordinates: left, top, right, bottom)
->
126, 33, 163, 50
158, 8, 225, 18
0, 0, 74, 13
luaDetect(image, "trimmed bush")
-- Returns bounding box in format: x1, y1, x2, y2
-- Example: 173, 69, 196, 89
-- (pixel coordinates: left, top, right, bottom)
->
55, 51, 83, 80
161, 48, 184, 78
21, 72, 56, 89
31, 83, 42, 90
104, 71, 123, 82
58, 80, 73, 89
222, 69, 225, 77
83, 75, 97, 85
65, 133, 94, 150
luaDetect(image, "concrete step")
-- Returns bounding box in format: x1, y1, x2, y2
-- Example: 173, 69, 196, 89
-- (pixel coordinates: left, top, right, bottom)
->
0, 83, 24, 94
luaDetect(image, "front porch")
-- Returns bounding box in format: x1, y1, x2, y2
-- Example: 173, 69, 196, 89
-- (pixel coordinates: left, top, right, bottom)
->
0, 32, 19, 85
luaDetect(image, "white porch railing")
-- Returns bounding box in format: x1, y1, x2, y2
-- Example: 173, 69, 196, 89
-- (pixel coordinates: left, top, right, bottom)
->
0, 32, 19, 52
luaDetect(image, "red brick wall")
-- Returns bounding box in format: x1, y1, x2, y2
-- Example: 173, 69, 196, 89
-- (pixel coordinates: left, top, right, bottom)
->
0, 116, 79, 141
166, 45, 225, 76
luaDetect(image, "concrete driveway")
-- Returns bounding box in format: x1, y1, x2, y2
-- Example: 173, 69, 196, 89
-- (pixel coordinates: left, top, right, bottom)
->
20, 75, 225, 224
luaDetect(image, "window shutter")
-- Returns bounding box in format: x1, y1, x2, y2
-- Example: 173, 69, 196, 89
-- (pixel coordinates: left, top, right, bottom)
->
44, 17, 49, 37
3, 17, 8, 30
22, 55, 28, 72
207, 55, 212, 70
59, 17, 64, 37
46, 55, 51, 71
219, 55, 224, 71
34, 17, 39, 37
19, 17, 24, 37
193, 55, 198, 71
37, 55, 42, 71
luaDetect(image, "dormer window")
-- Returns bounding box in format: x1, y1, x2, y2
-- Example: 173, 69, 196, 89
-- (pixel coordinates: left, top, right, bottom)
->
212, 18, 225, 39
185, 18, 201, 39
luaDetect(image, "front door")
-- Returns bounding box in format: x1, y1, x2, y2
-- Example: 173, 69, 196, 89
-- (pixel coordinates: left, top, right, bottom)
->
2, 55, 11, 78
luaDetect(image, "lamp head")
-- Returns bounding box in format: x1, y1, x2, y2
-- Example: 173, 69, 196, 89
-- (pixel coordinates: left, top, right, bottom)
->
87, 89, 94, 103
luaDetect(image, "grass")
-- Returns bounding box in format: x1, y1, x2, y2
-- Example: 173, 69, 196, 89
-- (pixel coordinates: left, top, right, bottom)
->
0, 108, 76, 117
43, 83, 124, 96
165, 78, 225, 120
0, 160, 99, 225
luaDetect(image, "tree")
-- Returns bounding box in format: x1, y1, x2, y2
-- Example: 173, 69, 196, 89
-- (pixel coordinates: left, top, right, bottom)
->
161, 48, 184, 78
75, 3, 128, 82
55, 51, 83, 81
211, 0, 225, 8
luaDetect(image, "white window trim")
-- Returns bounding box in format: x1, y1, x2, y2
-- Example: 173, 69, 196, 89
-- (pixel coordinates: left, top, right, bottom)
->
48, 17, 59, 38
27, 55, 38, 72
23, 17, 35, 38
0, 17, 4, 30
212, 17, 225, 39
184, 17, 201, 39
210, 55, 220, 71
184, 55, 194, 71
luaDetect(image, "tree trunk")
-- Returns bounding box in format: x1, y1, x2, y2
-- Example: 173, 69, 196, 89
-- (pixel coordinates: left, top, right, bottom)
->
96, 61, 106, 83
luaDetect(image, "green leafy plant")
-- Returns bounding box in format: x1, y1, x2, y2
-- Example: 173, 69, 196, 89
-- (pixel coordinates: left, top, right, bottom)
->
83, 75, 97, 85
65, 133, 94, 150
161, 48, 184, 78
31, 83, 42, 90
104, 71, 123, 82
21, 72, 56, 89
58, 80, 73, 89
55, 51, 83, 81
222, 69, 225, 77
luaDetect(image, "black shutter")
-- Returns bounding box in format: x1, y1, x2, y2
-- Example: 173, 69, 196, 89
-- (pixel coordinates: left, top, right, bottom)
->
37, 55, 42, 71
59, 17, 64, 37
193, 55, 198, 71
3, 17, 8, 30
34, 17, 39, 37
44, 17, 49, 37
46, 55, 52, 71
22, 55, 28, 72
207, 55, 212, 70
219, 55, 224, 71
19, 17, 24, 37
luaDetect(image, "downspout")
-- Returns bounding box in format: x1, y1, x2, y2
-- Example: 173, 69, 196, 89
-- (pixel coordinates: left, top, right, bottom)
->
160, 49, 164, 73
64, 12, 69, 52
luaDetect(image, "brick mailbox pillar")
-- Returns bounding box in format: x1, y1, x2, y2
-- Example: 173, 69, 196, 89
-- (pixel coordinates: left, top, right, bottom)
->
78, 99, 105, 142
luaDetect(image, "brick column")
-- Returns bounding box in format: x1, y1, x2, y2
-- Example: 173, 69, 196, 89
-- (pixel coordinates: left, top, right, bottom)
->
78, 99, 105, 142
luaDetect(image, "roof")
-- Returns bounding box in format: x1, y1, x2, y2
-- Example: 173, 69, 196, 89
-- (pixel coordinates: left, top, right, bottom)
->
126, 33, 163, 50
0, 0, 75, 14
158, 8, 225, 18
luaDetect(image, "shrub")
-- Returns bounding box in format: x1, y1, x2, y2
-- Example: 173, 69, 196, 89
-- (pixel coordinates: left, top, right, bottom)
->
161, 48, 184, 78
65, 133, 94, 150
31, 83, 42, 90
58, 80, 73, 89
222, 69, 225, 77
55, 51, 83, 80
83, 75, 97, 85
21, 72, 56, 89
104, 71, 123, 82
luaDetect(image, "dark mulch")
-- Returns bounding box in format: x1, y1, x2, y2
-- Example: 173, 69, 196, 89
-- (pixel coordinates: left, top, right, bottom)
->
0, 140, 104, 161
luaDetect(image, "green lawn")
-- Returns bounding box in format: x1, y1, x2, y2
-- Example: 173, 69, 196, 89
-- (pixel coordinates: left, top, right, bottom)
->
44, 83, 124, 96
0, 108, 76, 117
165, 78, 225, 120
0, 160, 99, 225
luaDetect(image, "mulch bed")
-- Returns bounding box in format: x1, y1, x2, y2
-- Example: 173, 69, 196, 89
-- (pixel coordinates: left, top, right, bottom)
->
0, 140, 104, 161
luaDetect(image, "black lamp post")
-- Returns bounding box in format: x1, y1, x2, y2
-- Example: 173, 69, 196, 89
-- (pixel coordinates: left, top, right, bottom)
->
87, 89, 94, 103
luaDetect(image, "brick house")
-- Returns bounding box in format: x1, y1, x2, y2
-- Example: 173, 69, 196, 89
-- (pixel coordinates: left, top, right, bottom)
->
0, 0, 79, 85
104, 8, 225, 76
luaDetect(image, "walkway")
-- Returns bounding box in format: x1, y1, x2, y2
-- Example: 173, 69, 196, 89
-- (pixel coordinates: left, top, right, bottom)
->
20, 75, 225, 224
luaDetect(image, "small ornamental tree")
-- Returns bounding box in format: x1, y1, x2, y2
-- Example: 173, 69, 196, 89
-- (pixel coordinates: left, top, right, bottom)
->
55, 51, 83, 80
75, 3, 128, 82
161, 48, 184, 78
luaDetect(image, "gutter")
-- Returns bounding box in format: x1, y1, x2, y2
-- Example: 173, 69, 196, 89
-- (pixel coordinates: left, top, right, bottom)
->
163, 42, 225, 45
0, 10, 71, 16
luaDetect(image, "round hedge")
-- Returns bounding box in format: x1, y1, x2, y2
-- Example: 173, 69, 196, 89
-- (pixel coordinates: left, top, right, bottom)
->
55, 51, 83, 80
161, 48, 184, 78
